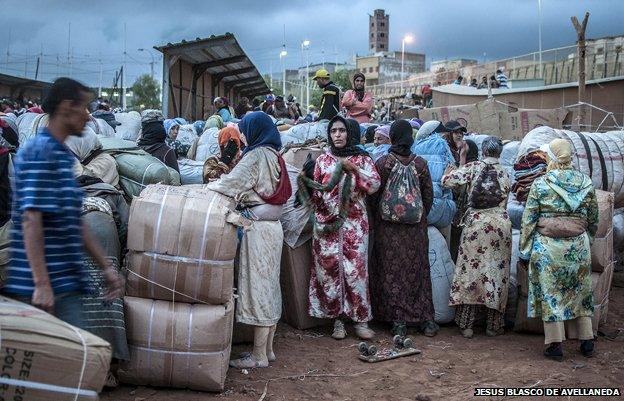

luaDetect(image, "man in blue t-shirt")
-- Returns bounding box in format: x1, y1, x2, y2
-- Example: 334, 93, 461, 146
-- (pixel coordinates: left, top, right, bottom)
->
4, 77, 123, 328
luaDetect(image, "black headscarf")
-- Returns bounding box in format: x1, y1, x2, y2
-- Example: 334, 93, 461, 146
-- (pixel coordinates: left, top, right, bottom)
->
364, 125, 377, 144
465, 139, 479, 163
352, 72, 366, 102
137, 121, 166, 147
388, 119, 414, 157
327, 115, 368, 158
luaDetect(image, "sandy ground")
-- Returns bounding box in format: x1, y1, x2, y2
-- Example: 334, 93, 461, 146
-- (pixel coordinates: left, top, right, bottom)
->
104, 274, 624, 401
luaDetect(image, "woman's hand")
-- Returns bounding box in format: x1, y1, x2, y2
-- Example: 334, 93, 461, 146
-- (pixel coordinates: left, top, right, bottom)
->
342, 160, 359, 174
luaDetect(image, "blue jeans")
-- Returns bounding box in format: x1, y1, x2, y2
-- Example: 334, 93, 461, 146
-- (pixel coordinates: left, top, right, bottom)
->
11, 291, 86, 329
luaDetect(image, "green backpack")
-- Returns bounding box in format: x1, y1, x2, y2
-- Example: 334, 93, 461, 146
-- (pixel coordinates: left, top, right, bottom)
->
379, 154, 424, 224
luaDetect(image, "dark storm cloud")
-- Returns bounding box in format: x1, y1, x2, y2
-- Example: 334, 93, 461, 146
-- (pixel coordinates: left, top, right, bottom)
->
0, 0, 620, 86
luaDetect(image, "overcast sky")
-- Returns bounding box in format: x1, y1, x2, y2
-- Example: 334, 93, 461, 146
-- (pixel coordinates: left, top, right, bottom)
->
0, 0, 621, 87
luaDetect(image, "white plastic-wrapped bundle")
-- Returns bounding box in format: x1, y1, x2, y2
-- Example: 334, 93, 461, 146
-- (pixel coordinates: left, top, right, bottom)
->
16, 112, 48, 144
280, 121, 329, 146
175, 124, 199, 151
428, 226, 456, 324
500, 141, 520, 183
65, 125, 101, 161
194, 127, 220, 162
517, 127, 624, 206
113, 111, 141, 141
177, 158, 205, 185
88, 117, 115, 137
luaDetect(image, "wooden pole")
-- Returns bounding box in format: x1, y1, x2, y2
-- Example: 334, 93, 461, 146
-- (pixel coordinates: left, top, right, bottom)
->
571, 12, 589, 130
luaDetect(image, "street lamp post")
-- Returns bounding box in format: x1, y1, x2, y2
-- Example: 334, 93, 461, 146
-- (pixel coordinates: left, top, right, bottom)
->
301, 40, 310, 112
280, 48, 288, 96
138, 48, 156, 79
401, 35, 414, 95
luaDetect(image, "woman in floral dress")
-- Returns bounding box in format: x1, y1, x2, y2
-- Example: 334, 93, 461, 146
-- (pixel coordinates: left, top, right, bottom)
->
306, 116, 381, 340
519, 138, 598, 361
442, 137, 511, 338
368, 120, 437, 337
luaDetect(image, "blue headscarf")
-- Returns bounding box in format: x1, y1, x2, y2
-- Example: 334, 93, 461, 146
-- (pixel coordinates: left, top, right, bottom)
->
239, 111, 282, 156
163, 119, 181, 137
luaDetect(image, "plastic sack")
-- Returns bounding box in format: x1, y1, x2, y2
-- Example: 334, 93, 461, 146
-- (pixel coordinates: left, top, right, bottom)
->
428, 226, 456, 324
113, 111, 142, 141
177, 158, 205, 185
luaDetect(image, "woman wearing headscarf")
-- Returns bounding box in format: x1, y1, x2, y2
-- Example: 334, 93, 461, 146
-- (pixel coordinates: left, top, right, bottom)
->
205, 114, 225, 131
373, 125, 391, 146
341, 72, 373, 124
442, 136, 511, 339
213, 97, 233, 123
206, 111, 290, 369
301, 115, 381, 340
368, 120, 437, 337
137, 115, 179, 173
202, 126, 243, 182
519, 138, 598, 361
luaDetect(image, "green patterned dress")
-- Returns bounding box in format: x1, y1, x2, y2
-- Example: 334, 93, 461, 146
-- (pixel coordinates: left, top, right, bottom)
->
519, 169, 598, 322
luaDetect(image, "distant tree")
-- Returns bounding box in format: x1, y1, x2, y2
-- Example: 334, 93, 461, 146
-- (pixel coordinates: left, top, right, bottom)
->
309, 69, 356, 108
131, 74, 161, 111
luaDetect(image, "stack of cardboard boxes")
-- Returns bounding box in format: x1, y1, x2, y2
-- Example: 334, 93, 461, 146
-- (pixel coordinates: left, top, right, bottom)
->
118, 184, 239, 392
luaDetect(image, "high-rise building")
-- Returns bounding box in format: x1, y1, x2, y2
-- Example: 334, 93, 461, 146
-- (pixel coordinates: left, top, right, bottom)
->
369, 9, 389, 53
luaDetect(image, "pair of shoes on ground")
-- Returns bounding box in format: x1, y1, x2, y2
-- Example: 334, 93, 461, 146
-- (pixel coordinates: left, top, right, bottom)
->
391, 321, 439, 338
332, 320, 374, 340
460, 327, 504, 339
543, 340, 594, 362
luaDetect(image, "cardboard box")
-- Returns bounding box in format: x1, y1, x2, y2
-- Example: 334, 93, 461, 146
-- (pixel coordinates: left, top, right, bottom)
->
282, 146, 325, 171
125, 251, 234, 304
280, 241, 327, 330
118, 296, 234, 392
127, 184, 238, 262
592, 229, 614, 273
0, 296, 111, 401
514, 263, 614, 335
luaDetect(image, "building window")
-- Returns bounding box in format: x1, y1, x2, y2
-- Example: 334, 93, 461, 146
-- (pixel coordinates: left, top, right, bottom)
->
375, 66, 379, 72
381, 22, 385, 27
380, 33, 385, 38
371, 44, 375, 49
371, 33, 374, 38
371, 22, 374, 28
369, 67, 374, 73
380, 44, 384, 49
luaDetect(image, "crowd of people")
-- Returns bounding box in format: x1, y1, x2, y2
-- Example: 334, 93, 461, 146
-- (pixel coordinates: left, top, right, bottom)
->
455, 69, 509, 89
0, 70, 600, 386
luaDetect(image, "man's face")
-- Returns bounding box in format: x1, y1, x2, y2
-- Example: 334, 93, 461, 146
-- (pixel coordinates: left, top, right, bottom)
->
316, 78, 328, 88
61, 92, 91, 136
354, 77, 365, 90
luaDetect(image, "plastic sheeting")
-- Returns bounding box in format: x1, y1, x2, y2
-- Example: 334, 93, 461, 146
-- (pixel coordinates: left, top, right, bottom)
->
65, 125, 101, 161
506, 192, 525, 231
505, 229, 520, 326
412, 134, 457, 229
16, 112, 48, 144
516, 127, 624, 206
428, 226, 456, 324
113, 111, 141, 141
178, 158, 205, 185
280, 121, 329, 146
88, 117, 115, 138
194, 127, 220, 162
500, 141, 520, 183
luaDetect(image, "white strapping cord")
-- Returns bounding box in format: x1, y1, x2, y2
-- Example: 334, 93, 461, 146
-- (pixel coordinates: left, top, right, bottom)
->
150, 187, 170, 297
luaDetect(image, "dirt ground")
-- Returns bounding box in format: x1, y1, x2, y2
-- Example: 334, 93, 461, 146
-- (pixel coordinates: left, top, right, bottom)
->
104, 274, 624, 401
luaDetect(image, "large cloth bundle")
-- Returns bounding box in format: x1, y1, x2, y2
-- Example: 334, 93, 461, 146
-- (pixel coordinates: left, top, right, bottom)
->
118, 296, 234, 392
280, 121, 329, 146
282, 145, 325, 170
76, 152, 120, 187
16, 112, 48, 144
87, 117, 115, 137
192, 127, 220, 161
428, 226, 456, 324
99, 137, 180, 199
516, 127, 624, 206
177, 158, 205, 185
65, 125, 101, 162
126, 185, 239, 304
0, 296, 112, 401
500, 141, 520, 182
411, 135, 457, 229
113, 111, 141, 141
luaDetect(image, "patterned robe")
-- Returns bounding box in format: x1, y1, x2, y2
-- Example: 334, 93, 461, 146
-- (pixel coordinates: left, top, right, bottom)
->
369, 153, 435, 324
442, 158, 512, 313
308, 153, 381, 322
519, 169, 598, 322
